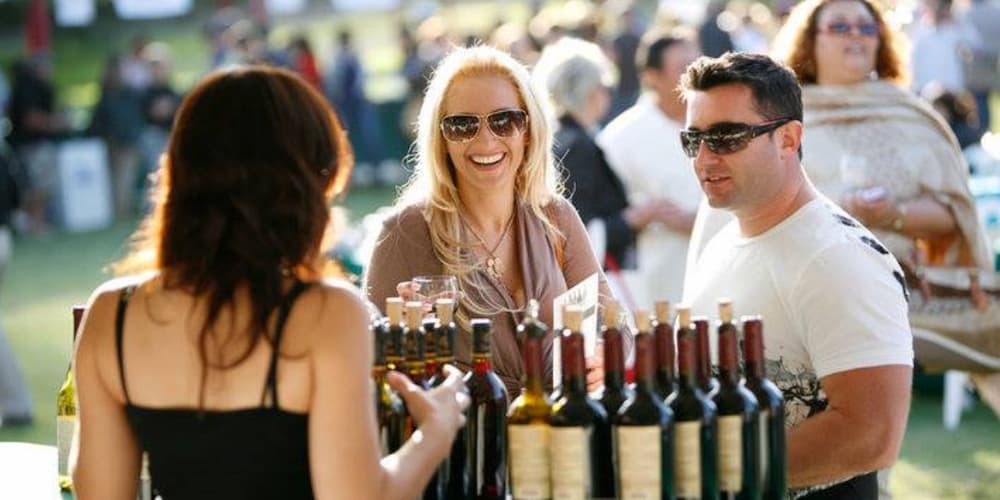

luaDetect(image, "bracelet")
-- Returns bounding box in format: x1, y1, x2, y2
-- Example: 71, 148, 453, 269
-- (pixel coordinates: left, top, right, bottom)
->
891, 204, 908, 232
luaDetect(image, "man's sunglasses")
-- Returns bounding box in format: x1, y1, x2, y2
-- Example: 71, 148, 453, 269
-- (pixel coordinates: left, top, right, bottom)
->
679, 118, 794, 158
440, 109, 529, 143
821, 21, 879, 37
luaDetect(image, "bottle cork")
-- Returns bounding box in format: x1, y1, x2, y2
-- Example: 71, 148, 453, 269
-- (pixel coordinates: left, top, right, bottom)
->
677, 305, 692, 328
718, 298, 733, 323
634, 309, 651, 333
654, 300, 671, 323
436, 298, 454, 324
405, 302, 423, 330
603, 301, 619, 328
386, 297, 404, 324
564, 304, 583, 332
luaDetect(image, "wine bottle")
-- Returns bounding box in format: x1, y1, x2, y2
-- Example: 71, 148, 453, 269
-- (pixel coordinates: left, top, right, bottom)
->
385, 298, 406, 372
372, 319, 406, 456
668, 307, 719, 500
422, 317, 439, 388
549, 305, 614, 499
463, 318, 509, 499
694, 316, 720, 398
58, 305, 85, 491
428, 299, 457, 388
507, 299, 552, 500
614, 309, 674, 500
712, 300, 761, 500
594, 301, 634, 426
741, 317, 786, 500
654, 300, 676, 400
404, 301, 428, 387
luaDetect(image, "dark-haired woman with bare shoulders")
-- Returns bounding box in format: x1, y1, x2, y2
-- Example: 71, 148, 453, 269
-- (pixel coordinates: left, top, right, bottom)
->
71, 66, 468, 500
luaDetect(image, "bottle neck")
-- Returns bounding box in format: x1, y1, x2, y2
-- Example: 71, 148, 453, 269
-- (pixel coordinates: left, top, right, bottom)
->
633, 333, 657, 393
654, 323, 675, 386
425, 359, 439, 380
473, 353, 492, 374
743, 320, 766, 380
718, 323, 740, 385
522, 336, 545, 396
695, 320, 713, 387
676, 328, 698, 389
561, 332, 588, 396
603, 327, 626, 391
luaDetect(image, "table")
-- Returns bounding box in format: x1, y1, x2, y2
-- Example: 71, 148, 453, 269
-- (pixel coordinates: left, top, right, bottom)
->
0, 442, 70, 499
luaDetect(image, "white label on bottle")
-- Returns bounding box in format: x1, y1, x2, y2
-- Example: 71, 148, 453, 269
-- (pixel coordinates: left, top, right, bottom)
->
675, 421, 702, 498
509, 424, 551, 500
549, 426, 590, 499
718, 415, 743, 492
57, 415, 76, 477
616, 425, 661, 499
759, 409, 770, 486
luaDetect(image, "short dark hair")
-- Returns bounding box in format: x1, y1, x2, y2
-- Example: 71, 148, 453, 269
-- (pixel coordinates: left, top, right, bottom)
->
637, 31, 687, 71
680, 52, 803, 123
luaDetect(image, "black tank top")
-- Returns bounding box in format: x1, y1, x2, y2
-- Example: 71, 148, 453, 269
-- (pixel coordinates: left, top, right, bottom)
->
117, 282, 314, 500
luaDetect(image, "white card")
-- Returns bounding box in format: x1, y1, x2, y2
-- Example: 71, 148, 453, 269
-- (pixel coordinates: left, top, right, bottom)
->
552, 273, 600, 390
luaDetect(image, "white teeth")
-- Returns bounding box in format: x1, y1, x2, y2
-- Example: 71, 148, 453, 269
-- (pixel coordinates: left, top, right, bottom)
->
471, 153, 504, 165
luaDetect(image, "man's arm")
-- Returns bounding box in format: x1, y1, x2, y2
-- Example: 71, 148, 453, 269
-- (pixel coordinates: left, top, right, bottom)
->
787, 364, 911, 488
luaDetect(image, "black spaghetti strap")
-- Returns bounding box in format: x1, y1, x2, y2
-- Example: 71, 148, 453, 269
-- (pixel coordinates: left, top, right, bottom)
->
261, 281, 311, 408
115, 285, 137, 404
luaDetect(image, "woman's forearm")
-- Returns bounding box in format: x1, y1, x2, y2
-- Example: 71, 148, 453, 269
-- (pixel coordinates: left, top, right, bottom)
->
894, 195, 957, 239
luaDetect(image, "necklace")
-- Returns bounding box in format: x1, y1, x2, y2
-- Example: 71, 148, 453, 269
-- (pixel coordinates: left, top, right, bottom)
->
462, 210, 516, 281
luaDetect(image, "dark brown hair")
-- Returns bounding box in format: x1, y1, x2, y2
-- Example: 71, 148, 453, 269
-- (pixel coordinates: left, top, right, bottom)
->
681, 52, 803, 123
775, 0, 907, 85
116, 66, 351, 405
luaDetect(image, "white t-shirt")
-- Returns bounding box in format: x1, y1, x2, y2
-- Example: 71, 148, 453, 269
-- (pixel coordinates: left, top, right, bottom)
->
683, 196, 913, 428
597, 95, 703, 306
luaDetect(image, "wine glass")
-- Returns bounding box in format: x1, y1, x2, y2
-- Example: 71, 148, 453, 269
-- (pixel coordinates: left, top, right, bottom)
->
412, 275, 460, 313
839, 153, 869, 192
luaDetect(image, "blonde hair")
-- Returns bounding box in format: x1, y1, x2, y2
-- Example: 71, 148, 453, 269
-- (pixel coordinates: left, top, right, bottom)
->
398, 45, 564, 325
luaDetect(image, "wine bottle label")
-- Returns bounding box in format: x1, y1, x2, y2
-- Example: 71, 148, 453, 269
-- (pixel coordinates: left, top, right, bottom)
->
57, 415, 76, 476
509, 424, 551, 500
718, 415, 743, 492
759, 409, 770, 486
675, 421, 702, 498
550, 426, 590, 499
616, 425, 661, 499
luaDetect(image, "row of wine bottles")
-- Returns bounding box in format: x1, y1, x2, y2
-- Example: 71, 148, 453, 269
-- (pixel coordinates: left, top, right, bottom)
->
371, 296, 787, 500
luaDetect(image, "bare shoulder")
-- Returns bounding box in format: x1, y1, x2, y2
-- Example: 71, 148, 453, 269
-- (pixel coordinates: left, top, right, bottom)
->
289, 279, 371, 351
80, 274, 155, 339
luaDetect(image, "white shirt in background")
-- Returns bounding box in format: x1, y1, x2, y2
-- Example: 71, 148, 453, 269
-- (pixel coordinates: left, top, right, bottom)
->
597, 95, 703, 307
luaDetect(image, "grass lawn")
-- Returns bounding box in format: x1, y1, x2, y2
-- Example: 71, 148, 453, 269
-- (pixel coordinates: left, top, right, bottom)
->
1, 183, 999, 498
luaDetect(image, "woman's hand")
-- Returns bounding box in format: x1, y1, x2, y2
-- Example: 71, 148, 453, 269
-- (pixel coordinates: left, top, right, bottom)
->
842, 186, 900, 230
387, 365, 469, 441
395, 281, 416, 302
585, 342, 605, 393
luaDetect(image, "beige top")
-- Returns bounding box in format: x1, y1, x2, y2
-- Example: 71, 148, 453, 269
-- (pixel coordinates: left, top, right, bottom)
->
363, 196, 633, 398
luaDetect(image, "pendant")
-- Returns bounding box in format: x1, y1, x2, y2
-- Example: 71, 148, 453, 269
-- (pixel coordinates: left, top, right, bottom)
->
486, 257, 504, 280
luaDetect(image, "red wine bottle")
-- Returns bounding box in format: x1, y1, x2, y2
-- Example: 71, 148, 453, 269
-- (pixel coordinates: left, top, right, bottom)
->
712, 300, 761, 500
404, 302, 428, 388
462, 318, 509, 499
694, 316, 720, 398
431, 299, 458, 499
614, 309, 674, 499
742, 317, 786, 500
668, 307, 719, 500
654, 300, 676, 401
422, 317, 439, 389
594, 301, 634, 425
549, 305, 614, 499
507, 300, 552, 500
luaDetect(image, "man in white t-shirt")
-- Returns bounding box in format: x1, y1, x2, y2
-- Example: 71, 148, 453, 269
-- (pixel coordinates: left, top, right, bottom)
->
679, 53, 913, 499
597, 32, 703, 307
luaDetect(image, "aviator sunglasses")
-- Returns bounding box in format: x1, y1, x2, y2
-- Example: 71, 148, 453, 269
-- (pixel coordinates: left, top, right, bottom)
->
679, 118, 794, 158
440, 109, 529, 143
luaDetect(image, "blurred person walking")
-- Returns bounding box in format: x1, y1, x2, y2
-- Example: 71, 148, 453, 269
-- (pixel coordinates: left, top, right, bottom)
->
0, 136, 31, 428
598, 32, 703, 306
89, 55, 145, 219
72, 66, 468, 499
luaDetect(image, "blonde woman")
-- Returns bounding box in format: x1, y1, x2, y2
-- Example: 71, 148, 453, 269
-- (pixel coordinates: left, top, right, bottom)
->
364, 46, 632, 398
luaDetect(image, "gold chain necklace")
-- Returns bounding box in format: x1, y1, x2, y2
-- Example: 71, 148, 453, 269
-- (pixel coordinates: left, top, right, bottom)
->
462, 210, 516, 281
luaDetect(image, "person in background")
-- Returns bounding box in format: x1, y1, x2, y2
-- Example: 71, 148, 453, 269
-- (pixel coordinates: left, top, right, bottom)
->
6, 56, 66, 234
139, 43, 181, 204
681, 52, 913, 499
364, 46, 632, 398
606, 6, 643, 121
0, 134, 31, 428
289, 35, 322, 90
89, 55, 145, 219
959, 0, 1000, 136
699, 0, 736, 57
532, 37, 638, 277
921, 82, 983, 151
598, 31, 703, 307
910, 0, 968, 94
72, 66, 468, 499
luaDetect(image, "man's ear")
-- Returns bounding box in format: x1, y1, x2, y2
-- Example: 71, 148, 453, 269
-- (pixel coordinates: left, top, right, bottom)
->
780, 120, 803, 158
